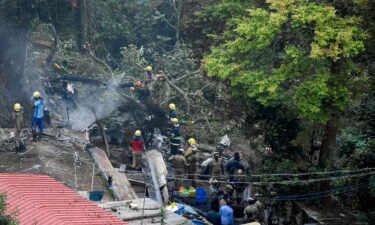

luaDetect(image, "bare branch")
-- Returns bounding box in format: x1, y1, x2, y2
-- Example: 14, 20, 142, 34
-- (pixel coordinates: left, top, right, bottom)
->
172, 70, 200, 83
158, 72, 191, 113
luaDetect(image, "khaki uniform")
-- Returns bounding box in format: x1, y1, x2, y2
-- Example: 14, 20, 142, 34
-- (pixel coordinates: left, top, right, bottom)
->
132, 152, 142, 169
244, 204, 258, 221
169, 155, 187, 190
11, 110, 24, 139
210, 158, 223, 177
184, 145, 198, 186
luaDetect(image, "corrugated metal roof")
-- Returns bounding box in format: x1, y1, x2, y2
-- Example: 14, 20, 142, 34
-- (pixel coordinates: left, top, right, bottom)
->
0, 174, 127, 225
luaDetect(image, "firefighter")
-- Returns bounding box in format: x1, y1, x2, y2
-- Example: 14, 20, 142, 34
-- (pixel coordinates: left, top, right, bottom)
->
30, 91, 45, 141
133, 80, 150, 102
131, 130, 144, 170
185, 138, 198, 187
168, 103, 177, 120
11, 103, 24, 140
169, 118, 181, 155
145, 66, 155, 79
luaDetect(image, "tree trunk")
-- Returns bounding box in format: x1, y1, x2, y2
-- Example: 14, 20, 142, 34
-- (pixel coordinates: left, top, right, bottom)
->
319, 114, 340, 169
80, 0, 88, 51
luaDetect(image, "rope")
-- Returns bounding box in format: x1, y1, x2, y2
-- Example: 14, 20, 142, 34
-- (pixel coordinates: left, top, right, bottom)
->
120, 167, 375, 177
173, 182, 369, 202
163, 171, 375, 185
257, 182, 369, 201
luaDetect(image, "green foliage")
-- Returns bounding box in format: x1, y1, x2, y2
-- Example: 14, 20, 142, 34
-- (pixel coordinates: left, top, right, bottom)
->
259, 156, 299, 174
337, 126, 367, 156
204, 0, 368, 124
91, 0, 181, 57
370, 177, 375, 199
0, 193, 18, 225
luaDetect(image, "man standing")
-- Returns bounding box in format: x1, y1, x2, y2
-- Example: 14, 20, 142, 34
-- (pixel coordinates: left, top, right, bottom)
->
11, 103, 24, 140
244, 198, 258, 223
131, 130, 144, 170
225, 152, 245, 181
168, 150, 187, 190
30, 91, 44, 141
207, 152, 224, 177
184, 138, 198, 187
219, 199, 234, 225
169, 118, 181, 155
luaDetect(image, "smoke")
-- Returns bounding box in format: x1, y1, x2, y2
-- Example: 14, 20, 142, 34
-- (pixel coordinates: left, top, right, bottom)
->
68, 80, 125, 131
0, 19, 30, 126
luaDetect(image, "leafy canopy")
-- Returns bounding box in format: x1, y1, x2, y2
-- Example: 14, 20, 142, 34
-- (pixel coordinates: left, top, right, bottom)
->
204, 0, 368, 123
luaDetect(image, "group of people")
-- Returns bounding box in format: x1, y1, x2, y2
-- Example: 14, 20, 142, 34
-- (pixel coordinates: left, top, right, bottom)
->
204, 152, 267, 225
11, 91, 45, 142
207, 196, 265, 225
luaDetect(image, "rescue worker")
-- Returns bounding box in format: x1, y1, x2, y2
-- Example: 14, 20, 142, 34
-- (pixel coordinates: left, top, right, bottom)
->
244, 198, 258, 223
11, 103, 24, 140
223, 184, 234, 205
225, 152, 245, 181
168, 103, 177, 120
209, 178, 221, 196
232, 169, 247, 199
207, 151, 224, 177
168, 149, 187, 190
254, 196, 266, 224
133, 80, 150, 102
184, 138, 198, 187
145, 66, 155, 79
30, 91, 44, 141
131, 130, 144, 170
169, 118, 181, 155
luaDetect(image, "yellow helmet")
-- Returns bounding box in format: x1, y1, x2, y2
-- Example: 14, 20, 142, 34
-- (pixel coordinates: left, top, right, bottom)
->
188, 138, 196, 145
145, 66, 153, 72
135, 130, 142, 136
33, 91, 41, 98
14, 103, 21, 112
171, 118, 179, 124
169, 103, 176, 110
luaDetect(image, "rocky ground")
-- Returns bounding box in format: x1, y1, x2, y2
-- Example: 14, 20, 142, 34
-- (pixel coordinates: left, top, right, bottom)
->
0, 128, 112, 200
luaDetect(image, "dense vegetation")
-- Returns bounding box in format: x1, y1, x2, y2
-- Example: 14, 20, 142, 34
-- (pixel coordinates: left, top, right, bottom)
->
0, 194, 18, 225
0, 0, 374, 223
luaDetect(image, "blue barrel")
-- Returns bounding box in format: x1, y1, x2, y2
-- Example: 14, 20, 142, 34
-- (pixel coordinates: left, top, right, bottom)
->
195, 188, 207, 204
89, 191, 104, 201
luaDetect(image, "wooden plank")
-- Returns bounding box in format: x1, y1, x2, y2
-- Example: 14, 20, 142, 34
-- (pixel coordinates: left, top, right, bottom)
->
99, 198, 194, 225
90, 147, 137, 200
144, 149, 169, 202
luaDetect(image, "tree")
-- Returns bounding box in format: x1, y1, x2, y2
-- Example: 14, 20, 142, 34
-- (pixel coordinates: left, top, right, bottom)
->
204, 0, 368, 168
0, 193, 18, 225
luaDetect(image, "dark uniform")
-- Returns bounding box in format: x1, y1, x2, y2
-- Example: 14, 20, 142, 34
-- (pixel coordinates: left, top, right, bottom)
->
169, 124, 181, 155
168, 110, 177, 120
